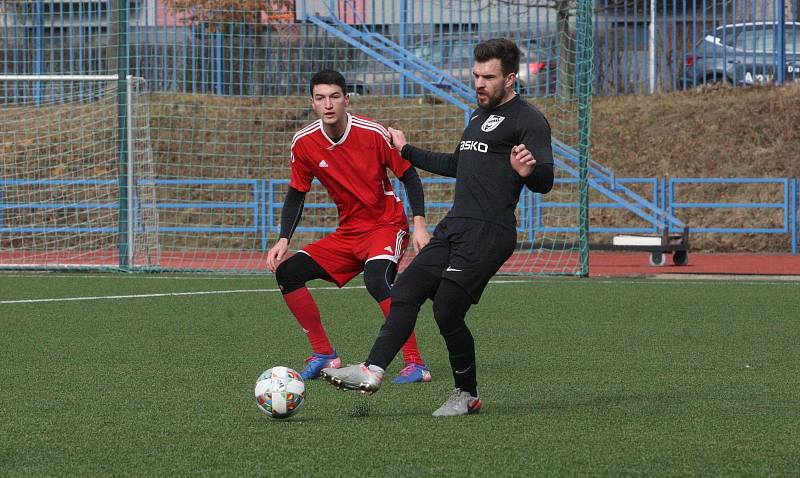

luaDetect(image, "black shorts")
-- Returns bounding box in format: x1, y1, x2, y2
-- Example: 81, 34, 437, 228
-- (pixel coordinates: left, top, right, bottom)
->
409, 217, 516, 303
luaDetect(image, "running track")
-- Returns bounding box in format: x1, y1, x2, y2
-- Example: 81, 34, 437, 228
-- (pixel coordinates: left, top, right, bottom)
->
1, 251, 799, 277
589, 252, 800, 277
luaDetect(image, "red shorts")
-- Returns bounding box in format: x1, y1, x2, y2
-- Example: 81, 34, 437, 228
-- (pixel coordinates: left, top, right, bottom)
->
299, 225, 409, 287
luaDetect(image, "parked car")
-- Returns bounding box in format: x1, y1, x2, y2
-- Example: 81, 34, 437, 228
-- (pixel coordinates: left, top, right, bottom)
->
682, 21, 800, 87
346, 36, 558, 98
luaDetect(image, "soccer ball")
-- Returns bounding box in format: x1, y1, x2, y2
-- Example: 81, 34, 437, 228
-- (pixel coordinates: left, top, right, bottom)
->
254, 366, 306, 419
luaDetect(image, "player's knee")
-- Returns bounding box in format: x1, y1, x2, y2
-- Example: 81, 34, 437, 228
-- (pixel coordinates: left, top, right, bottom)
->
390, 278, 427, 307
390, 265, 440, 306
275, 258, 305, 294
363, 260, 395, 302
432, 280, 472, 335
364, 272, 390, 302
432, 301, 467, 336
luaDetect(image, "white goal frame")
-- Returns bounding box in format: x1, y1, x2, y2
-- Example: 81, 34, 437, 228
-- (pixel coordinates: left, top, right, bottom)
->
0, 74, 158, 270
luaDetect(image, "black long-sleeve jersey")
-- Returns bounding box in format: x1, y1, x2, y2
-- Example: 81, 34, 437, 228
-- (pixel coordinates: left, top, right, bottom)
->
401, 94, 554, 230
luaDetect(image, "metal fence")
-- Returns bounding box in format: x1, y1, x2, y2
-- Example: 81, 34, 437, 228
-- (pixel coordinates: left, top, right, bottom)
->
1, 0, 798, 97
3, 176, 797, 253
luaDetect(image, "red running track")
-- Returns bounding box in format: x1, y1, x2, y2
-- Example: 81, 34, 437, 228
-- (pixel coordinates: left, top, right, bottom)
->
1, 250, 799, 277
589, 252, 800, 277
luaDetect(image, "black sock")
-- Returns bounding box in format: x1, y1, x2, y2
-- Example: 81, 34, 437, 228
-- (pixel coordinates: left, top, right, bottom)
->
366, 299, 420, 369
432, 279, 478, 396
443, 325, 478, 396
365, 265, 439, 370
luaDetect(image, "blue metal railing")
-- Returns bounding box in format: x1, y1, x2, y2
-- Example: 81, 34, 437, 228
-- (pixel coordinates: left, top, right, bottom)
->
537, 177, 662, 235
150, 178, 260, 233
1, 176, 798, 254
305, 12, 473, 126
0, 179, 117, 233
553, 140, 686, 234
307, 14, 475, 103
668, 178, 797, 254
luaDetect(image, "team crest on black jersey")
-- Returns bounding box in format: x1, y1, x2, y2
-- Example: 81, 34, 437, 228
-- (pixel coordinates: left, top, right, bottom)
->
481, 115, 505, 132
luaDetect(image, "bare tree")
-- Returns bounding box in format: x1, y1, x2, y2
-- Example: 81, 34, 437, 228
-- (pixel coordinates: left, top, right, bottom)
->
163, 0, 295, 31
163, 0, 296, 94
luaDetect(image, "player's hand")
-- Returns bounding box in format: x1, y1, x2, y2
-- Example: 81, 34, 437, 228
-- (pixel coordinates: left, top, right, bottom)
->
411, 216, 431, 252
387, 127, 408, 151
510, 144, 536, 177
266, 238, 289, 272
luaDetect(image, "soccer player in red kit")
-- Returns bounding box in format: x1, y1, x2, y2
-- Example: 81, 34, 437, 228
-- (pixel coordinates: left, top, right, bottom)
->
266, 70, 433, 383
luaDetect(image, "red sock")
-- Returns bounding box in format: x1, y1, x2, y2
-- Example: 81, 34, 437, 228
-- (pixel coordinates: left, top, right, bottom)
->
283, 288, 333, 355
378, 298, 424, 366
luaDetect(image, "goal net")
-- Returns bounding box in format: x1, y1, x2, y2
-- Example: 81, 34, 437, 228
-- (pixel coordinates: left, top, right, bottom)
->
0, 75, 159, 270
0, 0, 592, 275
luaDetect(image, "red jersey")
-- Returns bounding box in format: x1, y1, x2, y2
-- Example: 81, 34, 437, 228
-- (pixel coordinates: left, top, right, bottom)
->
290, 113, 411, 233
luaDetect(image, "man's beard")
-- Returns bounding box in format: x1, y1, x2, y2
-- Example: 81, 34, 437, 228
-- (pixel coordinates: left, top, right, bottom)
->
477, 88, 504, 109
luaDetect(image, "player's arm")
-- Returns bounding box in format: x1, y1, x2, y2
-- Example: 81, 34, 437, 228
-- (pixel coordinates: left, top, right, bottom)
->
400, 144, 459, 178
267, 187, 306, 272
398, 167, 431, 251
521, 159, 553, 193
511, 109, 555, 194
278, 186, 306, 242
388, 126, 458, 178
384, 130, 431, 251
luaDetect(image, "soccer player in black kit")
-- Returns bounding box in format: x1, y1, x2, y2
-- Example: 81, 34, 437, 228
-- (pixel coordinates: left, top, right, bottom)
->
322, 38, 554, 416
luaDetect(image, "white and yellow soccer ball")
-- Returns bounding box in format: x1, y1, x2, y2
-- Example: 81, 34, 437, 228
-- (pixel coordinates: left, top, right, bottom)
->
254, 366, 306, 419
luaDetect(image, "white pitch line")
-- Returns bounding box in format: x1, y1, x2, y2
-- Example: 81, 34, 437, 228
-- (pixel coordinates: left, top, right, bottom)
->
3, 276, 798, 306
2, 276, 797, 306
0, 288, 283, 305
0, 279, 539, 305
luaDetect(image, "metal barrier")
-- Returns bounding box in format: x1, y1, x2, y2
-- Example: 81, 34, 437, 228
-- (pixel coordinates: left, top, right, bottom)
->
534, 176, 798, 253
667, 177, 798, 254
1, 177, 797, 253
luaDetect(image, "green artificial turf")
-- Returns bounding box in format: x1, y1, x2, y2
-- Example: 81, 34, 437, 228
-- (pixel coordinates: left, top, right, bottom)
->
1, 274, 798, 476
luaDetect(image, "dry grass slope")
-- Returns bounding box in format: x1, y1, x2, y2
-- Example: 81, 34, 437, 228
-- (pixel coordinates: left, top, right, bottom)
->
2, 83, 797, 252
590, 82, 800, 252
591, 81, 800, 178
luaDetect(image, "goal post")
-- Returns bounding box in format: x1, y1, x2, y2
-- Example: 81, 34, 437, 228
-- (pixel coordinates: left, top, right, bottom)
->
0, 0, 592, 275
0, 74, 159, 270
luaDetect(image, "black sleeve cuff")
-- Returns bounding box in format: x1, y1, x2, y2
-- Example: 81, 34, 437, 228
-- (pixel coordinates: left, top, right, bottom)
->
279, 187, 306, 240
399, 167, 425, 218
522, 162, 554, 194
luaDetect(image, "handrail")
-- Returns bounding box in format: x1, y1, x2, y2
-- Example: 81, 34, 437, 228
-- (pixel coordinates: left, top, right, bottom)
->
305, 15, 473, 110
1, 177, 796, 253
553, 140, 685, 231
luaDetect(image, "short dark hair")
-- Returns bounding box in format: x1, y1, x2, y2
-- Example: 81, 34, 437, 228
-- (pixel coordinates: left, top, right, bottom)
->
473, 38, 520, 76
310, 69, 347, 96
